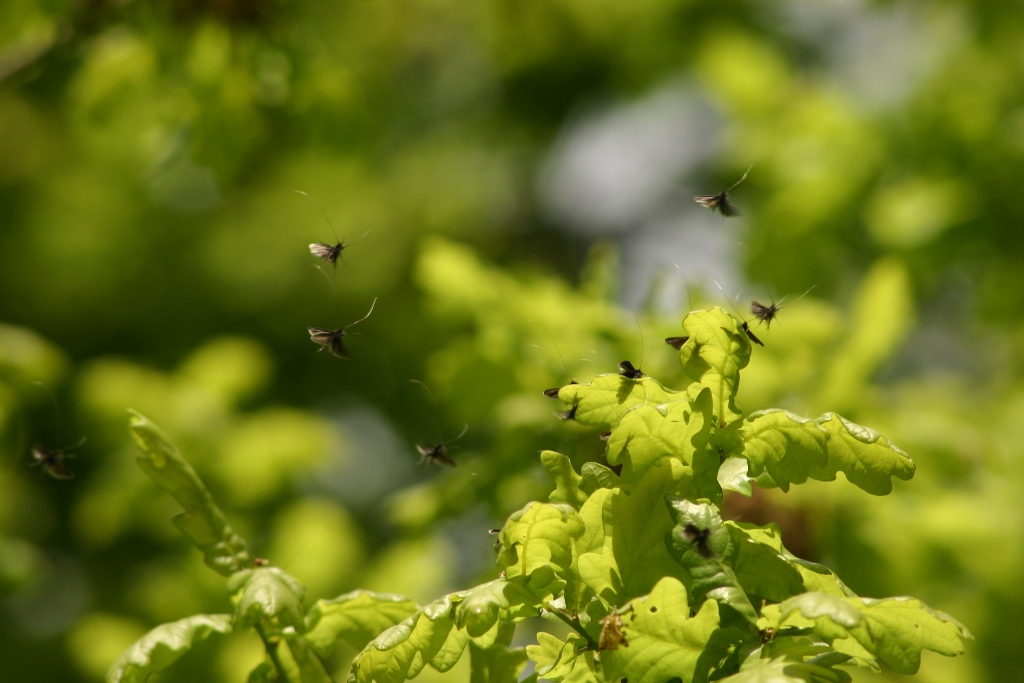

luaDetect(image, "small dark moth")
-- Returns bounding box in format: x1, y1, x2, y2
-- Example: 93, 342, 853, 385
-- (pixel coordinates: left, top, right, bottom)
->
308, 298, 377, 359
664, 336, 689, 350
742, 321, 764, 347
31, 444, 76, 480
416, 442, 457, 467
683, 523, 713, 558
557, 405, 578, 421
759, 627, 777, 644
309, 241, 345, 268
600, 431, 612, 440
544, 380, 578, 399
694, 164, 752, 217
253, 557, 270, 567
618, 360, 644, 380
750, 300, 781, 329
416, 423, 468, 467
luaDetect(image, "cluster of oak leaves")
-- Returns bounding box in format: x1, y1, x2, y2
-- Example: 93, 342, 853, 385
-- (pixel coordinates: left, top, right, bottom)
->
106, 291, 972, 683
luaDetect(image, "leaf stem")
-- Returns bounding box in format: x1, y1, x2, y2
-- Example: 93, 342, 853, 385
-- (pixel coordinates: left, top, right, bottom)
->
544, 603, 599, 650
256, 623, 292, 683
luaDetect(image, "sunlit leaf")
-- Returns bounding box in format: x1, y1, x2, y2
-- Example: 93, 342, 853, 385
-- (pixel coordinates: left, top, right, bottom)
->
601, 578, 735, 683
525, 632, 598, 683
349, 580, 532, 683
665, 499, 757, 623
676, 308, 750, 427
760, 593, 971, 674
229, 567, 307, 634
469, 624, 528, 683
606, 388, 717, 498
577, 461, 692, 605
128, 411, 252, 576
556, 374, 685, 428
106, 614, 232, 683
811, 414, 915, 495
736, 410, 828, 492
541, 451, 591, 509
497, 502, 585, 603
721, 657, 852, 683
304, 590, 419, 658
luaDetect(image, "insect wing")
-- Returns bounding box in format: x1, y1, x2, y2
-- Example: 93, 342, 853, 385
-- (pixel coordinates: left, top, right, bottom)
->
665, 336, 689, 350
309, 242, 341, 265
32, 447, 75, 480
618, 360, 643, 379
694, 194, 723, 211
742, 322, 764, 347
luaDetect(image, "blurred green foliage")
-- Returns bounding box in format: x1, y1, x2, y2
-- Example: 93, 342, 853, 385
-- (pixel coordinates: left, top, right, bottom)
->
2, 0, 1024, 681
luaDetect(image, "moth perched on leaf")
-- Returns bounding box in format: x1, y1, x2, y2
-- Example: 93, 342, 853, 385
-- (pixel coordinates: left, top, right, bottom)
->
694, 164, 752, 216
618, 360, 644, 380
31, 442, 81, 480
308, 298, 377, 359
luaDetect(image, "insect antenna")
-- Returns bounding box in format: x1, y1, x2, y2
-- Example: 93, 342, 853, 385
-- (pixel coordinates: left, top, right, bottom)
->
527, 321, 579, 398
295, 190, 373, 276
713, 279, 764, 348
725, 163, 753, 193
408, 379, 466, 467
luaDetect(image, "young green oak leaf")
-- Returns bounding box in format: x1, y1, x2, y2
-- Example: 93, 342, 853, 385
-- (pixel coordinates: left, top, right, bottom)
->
733, 411, 828, 492
734, 411, 915, 496
676, 308, 751, 427
497, 502, 585, 603
719, 657, 853, 683
542, 451, 594, 509
526, 632, 599, 683
128, 411, 253, 576
555, 374, 686, 428
106, 614, 233, 683
577, 461, 694, 605
229, 567, 307, 634
602, 578, 738, 683
350, 583, 537, 683
810, 414, 915, 495
725, 523, 855, 599
469, 634, 529, 683
283, 631, 335, 683
303, 590, 420, 658
759, 593, 971, 674
665, 498, 758, 624
606, 388, 718, 499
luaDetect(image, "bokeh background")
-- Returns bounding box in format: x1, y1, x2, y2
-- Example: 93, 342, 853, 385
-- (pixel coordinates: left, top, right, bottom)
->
2, 0, 1022, 681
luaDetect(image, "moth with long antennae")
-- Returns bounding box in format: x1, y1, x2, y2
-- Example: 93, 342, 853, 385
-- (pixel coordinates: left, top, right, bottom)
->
694, 163, 753, 217
712, 279, 765, 348
734, 241, 817, 331
750, 285, 817, 330
618, 311, 645, 380
31, 437, 85, 480
28, 382, 85, 480
294, 190, 372, 270
408, 379, 467, 467
308, 297, 377, 359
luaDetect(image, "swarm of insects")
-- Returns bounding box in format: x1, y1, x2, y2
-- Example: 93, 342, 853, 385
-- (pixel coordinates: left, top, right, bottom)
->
694, 164, 752, 217
308, 298, 377, 359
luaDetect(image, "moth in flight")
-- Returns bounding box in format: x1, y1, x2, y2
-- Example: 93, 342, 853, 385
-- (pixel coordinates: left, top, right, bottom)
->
694, 164, 752, 216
